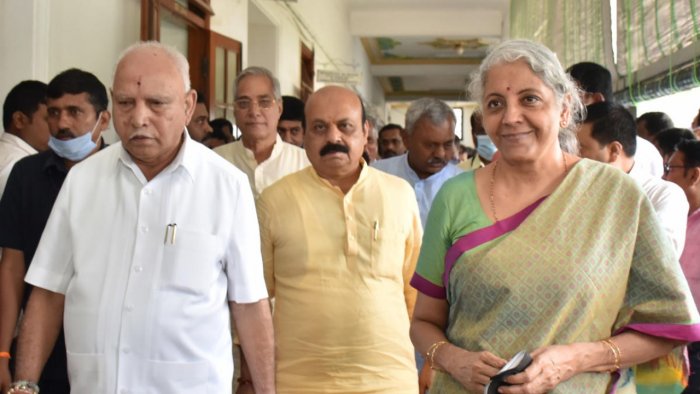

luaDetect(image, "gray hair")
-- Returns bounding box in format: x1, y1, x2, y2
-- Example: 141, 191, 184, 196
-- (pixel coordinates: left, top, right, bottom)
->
235, 66, 281, 100
366, 114, 383, 139
467, 40, 585, 146
405, 98, 456, 135
115, 41, 191, 91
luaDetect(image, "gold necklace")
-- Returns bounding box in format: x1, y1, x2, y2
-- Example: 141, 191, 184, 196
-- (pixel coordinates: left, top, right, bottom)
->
489, 153, 568, 222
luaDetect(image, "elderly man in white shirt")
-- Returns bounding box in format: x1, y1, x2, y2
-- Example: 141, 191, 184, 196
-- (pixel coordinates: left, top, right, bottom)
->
9, 42, 274, 394
373, 98, 463, 226
0, 80, 50, 195
577, 102, 688, 257
215, 66, 309, 198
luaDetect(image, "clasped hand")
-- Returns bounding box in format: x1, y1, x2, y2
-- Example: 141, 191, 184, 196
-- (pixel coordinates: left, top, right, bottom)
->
447, 344, 578, 394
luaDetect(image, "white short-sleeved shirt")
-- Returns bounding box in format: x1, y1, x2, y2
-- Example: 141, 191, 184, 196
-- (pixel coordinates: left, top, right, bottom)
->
372, 154, 463, 226
0, 132, 37, 195
629, 161, 688, 258
26, 132, 268, 394
635, 136, 664, 178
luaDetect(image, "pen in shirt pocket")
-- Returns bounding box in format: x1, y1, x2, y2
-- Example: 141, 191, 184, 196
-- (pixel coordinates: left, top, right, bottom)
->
164, 223, 177, 244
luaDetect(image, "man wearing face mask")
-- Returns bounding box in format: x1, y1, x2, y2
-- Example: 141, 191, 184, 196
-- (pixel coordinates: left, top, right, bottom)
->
460, 112, 497, 170
0, 68, 109, 394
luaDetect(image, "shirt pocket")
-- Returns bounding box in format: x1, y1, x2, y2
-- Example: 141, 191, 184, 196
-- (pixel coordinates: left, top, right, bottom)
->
370, 223, 407, 278
160, 229, 224, 295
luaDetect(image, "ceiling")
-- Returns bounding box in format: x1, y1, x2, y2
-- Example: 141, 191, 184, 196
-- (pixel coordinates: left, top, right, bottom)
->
346, 0, 511, 102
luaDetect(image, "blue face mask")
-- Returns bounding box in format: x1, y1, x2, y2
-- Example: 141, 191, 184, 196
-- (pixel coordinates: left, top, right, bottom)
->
49, 113, 102, 161
476, 134, 498, 161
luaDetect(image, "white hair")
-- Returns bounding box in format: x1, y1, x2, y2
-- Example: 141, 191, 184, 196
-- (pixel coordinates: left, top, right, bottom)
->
114, 41, 191, 91
468, 40, 585, 146
235, 66, 281, 100
405, 98, 456, 135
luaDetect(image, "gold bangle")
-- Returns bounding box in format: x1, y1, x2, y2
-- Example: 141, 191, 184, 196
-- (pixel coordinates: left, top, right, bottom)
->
426, 340, 448, 371
601, 339, 621, 372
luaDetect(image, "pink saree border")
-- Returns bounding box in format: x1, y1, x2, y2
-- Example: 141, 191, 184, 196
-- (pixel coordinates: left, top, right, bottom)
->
441, 196, 546, 291
616, 322, 700, 342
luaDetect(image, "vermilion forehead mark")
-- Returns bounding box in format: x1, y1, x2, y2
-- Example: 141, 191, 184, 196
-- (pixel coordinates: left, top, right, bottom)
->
506, 86, 511, 91
137, 77, 141, 87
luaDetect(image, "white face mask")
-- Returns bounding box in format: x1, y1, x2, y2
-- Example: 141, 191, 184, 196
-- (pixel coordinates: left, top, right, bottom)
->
476, 134, 498, 160
48, 113, 102, 161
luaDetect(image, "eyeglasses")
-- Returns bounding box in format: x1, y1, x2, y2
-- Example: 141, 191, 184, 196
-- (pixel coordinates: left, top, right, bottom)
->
234, 97, 276, 111
663, 163, 686, 174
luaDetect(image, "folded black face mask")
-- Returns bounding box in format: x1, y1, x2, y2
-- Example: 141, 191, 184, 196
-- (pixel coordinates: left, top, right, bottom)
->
484, 351, 533, 394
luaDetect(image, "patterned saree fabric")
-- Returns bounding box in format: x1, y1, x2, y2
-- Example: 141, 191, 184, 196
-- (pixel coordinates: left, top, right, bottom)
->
412, 159, 700, 394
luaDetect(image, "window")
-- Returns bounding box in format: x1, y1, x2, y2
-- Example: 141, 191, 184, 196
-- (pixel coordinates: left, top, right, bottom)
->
141, 0, 242, 123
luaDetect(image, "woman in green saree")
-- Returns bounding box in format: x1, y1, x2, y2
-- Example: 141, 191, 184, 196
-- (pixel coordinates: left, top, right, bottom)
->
410, 40, 700, 394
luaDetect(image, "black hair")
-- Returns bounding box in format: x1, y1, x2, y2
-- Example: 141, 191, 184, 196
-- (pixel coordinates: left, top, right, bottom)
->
567, 62, 613, 102
677, 139, 700, 169
654, 128, 697, 158
3, 80, 48, 130
637, 112, 674, 137
195, 90, 207, 105
584, 102, 637, 156
378, 123, 404, 139
210, 118, 234, 143
469, 111, 485, 135
280, 96, 304, 122
359, 94, 367, 125
203, 128, 228, 142
47, 68, 108, 114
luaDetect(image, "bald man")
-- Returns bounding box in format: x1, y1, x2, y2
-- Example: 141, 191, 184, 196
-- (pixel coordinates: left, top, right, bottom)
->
10, 42, 274, 394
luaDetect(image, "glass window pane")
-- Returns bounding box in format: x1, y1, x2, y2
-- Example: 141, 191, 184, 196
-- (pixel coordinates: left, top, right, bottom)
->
226, 50, 238, 104
215, 47, 225, 103
159, 9, 188, 56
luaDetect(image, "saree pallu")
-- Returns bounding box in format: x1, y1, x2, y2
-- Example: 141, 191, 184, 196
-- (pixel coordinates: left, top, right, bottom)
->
413, 160, 700, 394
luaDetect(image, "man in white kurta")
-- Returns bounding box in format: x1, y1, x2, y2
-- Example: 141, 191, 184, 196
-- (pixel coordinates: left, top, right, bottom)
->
214, 67, 309, 198
11, 42, 274, 394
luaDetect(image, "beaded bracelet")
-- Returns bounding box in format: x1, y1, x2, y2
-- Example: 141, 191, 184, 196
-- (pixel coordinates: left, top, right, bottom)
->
8, 380, 40, 394
601, 338, 621, 372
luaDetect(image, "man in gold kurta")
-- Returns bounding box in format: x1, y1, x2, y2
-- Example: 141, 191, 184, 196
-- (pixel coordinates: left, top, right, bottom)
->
257, 86, 421, 393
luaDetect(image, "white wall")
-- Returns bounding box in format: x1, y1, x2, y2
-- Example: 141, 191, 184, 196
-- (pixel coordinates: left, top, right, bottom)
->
247, 2, 279, 82
0, 0, 49, 106
1, 0, 382, 127
210, 0, 248, 61
1, 0, 140, 141
251, 0, 383, 104
46, 0, 141, 90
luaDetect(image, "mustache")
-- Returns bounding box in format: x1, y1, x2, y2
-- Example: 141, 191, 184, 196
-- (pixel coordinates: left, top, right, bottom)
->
320, 143, 350, 156
427, 157, 447, 166
55, 129, 77, 139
